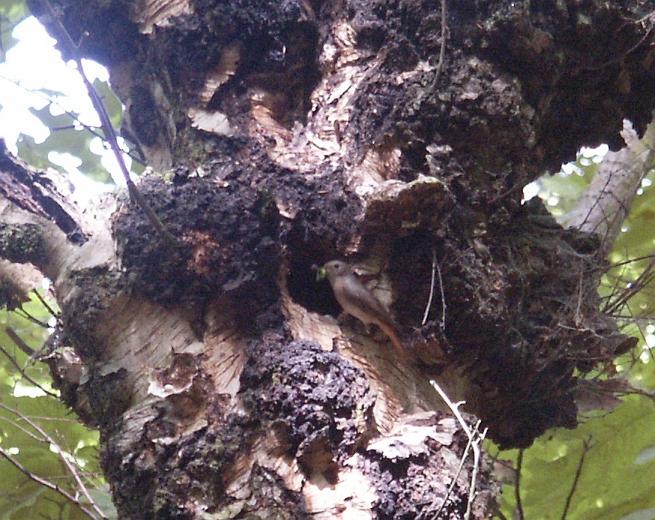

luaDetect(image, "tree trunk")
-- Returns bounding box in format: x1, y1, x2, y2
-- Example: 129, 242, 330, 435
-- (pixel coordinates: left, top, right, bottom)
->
2, 0, 654, 518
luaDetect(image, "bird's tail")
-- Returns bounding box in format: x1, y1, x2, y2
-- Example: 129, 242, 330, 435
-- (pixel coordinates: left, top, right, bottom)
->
378, 321, 405, 356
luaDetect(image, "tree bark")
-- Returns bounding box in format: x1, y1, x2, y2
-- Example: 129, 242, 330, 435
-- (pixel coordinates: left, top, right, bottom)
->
2, 0, 654, 518
564, 119, 655, 257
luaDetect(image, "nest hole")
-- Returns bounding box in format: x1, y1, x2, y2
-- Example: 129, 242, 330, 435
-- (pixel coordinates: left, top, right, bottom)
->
286, 230, 341, 318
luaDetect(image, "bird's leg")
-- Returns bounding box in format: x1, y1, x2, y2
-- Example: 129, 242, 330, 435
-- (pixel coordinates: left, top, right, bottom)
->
337, 312, 366, 332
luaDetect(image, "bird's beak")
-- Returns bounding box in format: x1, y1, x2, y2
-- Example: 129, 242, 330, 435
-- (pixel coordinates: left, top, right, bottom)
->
315, 265, 327, 281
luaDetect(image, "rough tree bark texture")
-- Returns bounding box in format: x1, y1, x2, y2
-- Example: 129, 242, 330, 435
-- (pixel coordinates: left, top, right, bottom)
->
2, 0, 654, 518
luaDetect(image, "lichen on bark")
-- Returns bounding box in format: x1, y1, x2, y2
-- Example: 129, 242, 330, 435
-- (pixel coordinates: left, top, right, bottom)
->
0, 223, 46, 265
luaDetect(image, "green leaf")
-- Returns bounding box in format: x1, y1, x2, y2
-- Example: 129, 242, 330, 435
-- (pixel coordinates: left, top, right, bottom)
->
499, 397, 655, 520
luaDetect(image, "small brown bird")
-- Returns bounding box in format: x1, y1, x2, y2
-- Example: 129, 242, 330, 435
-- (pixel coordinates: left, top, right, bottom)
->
321, 260, 404, 354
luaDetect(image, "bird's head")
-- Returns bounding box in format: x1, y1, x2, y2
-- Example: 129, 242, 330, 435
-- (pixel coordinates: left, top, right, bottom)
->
317, 260, 351, 282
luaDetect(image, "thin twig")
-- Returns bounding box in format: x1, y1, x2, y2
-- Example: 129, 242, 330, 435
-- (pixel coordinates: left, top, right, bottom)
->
436, 259, 446, 329
0, 403, 107, 519
15, 307, 50, 328
0, 415, 50, 444
575, 166, 616, 233
606, 258, 655, 314
431, 420, 479, 520
608, 253, 655, 269
422, 248, 437, 325
515, 449, 525, 520
465, 425, 488, 519
32, 290, 59, 320
13, 414, 81, 423
601, 248, 633, 312
623, 301, 654, 362
5, 326, 36, 357
560, 438, 592, 520
41, 0, 175, 245
430, 380, 471, 437
429, 380, 484, 520
0, 344, 58, 397
0, 446, 99, 519
0, 73, 145, 166
573, 263, 584, 325
436, 0, 447, 80
51, 124, 86, 132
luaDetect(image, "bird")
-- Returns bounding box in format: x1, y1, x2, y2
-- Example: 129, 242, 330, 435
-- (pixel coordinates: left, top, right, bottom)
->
320, 260, 404, 355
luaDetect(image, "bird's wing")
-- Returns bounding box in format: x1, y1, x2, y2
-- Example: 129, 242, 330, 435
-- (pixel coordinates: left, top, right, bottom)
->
337, 276, 395, 326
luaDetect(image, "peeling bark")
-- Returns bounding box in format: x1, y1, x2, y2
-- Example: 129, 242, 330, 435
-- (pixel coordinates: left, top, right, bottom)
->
3, 0, 654, 518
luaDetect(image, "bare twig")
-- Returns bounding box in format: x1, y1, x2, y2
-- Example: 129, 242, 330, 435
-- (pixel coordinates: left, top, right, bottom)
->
0, 343, 58, 397
421, 248, 448, 329
605, 257, 655, 314
574, 263, 584, 325
0, 415, 50, 444
5, 326, 36, 357
574, 165, 616, 234
515, 449, 525, 520
430, 380, 471, 439
436, 0, 447, 80
51, 124, 87, 132
431, 420, 479, 520
422, 248, 437, 325
465, 425, 488, 519
41, 0, 175, 245
0, 73, 145, 166
623, 301, 654, 362
436, 258, 446, 329
32, 290, 60, 320
15, 307, 50, 328
429, 380, 486, 520
0, 403, 107, 519
609, 253, 655, 269
601, 252, 632, 308
560, 438, 592, 520
0, 446, 99, 519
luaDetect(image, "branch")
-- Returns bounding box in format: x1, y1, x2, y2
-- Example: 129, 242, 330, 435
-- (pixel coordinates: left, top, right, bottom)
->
422, 248, 437, 325
5, 326, 36, 357
436, 0, 447, 80
430, 420, 478, 519
0, 73, 145, 166
436, 258, 446, 330
32, 289, 60, 320
429, 380, 486, 520
0, 343, 59, 398
564, 118, 655, 257
0, 445, 99, 520
605, 256, 655, 314
515, 449, 525, 520
465, 424, 488, 519
560, 438, 592, 520
40, 0, 176, 245
15, 306, 50, 328
0, 402, 107, 519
